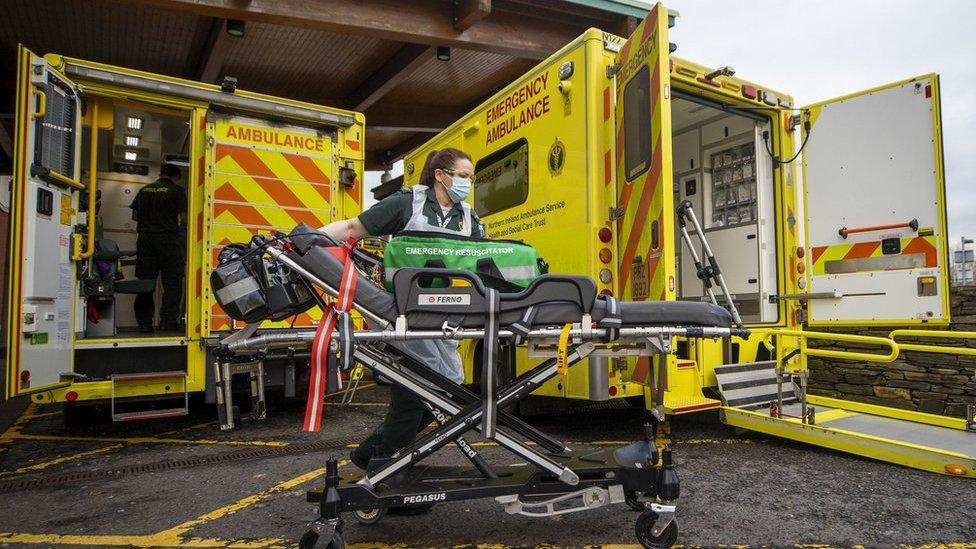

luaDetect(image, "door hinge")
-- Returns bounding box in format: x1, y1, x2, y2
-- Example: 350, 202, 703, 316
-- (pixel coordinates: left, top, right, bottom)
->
788, 114, 802, 132
609, 206, 625, 221
606, 64, 621, 78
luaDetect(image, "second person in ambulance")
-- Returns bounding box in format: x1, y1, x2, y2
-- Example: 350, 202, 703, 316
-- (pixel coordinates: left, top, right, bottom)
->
319, 147, 483, 471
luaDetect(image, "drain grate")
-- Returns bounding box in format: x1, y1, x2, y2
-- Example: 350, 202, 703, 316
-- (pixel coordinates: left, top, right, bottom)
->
0, 436, 358, 493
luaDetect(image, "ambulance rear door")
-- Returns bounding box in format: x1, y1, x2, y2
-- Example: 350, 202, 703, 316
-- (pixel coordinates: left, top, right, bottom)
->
802, 75, 949, 326
614, 2, 675, 303
6, 46, 84, 397
203, 113, 337, 333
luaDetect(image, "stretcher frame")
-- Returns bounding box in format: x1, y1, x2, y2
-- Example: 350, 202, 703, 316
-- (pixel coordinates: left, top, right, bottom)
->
217, 237, 749, 549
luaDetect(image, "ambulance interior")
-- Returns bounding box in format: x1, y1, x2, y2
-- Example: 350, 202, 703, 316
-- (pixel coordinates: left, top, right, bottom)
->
669, 94, 778, 323
80, 99, 191, 339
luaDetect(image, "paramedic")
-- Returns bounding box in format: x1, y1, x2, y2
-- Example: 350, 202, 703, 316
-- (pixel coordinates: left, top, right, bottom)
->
130, 163, 187, 333
319, 147, 483, 471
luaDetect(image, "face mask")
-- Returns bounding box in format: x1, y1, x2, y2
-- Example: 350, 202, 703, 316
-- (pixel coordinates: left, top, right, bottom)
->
444, 176, 471, 203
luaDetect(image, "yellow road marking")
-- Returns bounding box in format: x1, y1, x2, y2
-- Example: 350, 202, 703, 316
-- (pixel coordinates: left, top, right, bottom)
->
0, 403, 38, 442
0, 464, 340, 547
0, 532, 288, 548
159, 464, 333, 538
160, 421, 219, 436
7, 433, 289, 447
0, 444, 125, 476
323, 381, 378, 400
21, 410, 61, 420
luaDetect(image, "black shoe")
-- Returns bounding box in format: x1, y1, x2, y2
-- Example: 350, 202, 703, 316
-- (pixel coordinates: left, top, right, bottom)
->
138, 324, 154, 333
350, 449, 370, 471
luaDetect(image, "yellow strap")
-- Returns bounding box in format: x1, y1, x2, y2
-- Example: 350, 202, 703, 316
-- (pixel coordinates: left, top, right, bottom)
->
556, 323, 572, 376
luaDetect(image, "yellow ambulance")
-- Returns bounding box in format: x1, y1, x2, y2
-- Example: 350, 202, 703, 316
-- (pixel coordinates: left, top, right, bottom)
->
5, 46, 364, 423
404, 4, 973, 475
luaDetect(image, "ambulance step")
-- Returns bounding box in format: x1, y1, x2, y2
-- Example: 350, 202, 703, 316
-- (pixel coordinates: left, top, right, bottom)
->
663, 393, 722, 414
110, 371, 189, 422
714, 361, 796, 410
112, 408, 188, 422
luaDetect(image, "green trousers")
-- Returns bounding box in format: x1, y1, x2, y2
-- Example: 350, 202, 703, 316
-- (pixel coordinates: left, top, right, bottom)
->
354, 384, 434, 462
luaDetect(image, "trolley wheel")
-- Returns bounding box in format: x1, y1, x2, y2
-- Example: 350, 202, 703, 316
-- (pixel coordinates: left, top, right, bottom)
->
299, 529, 345, 549
353, 507, 387, 525
635, 509, 678, 549
624, 490, 649, 512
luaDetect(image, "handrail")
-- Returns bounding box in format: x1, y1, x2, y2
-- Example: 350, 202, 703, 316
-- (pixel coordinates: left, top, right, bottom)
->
75, 101, 98, 260
763, 329, 900, 364
838, 218, 918, 239
40, 168, 85, 190
30, 87, 46, 120
888, 329, 976, 357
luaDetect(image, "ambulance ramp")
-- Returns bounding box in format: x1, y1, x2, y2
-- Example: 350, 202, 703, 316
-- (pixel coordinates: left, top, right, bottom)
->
715, 363, 976, 478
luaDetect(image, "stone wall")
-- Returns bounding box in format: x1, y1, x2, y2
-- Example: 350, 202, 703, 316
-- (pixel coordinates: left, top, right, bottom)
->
806, 285, 976, 418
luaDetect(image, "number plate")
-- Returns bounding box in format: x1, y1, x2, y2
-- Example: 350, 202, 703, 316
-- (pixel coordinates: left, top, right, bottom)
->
631, 261, 649, 300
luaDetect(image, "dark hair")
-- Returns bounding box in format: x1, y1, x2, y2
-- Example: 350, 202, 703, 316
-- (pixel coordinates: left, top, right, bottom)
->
160, 163, 180, 179
419, 148, 472, 187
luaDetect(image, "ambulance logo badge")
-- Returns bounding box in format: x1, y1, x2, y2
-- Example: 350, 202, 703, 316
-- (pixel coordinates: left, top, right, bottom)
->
548, 138, 565, 176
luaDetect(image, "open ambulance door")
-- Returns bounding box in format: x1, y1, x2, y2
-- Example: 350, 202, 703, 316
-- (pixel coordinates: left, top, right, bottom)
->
5, 46, 84, 397
802, 75, 949, 326
614, 2, 675, 303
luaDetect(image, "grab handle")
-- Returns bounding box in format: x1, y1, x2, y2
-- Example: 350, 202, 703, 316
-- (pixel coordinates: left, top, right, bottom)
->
838, 218, 918, 239
30, 87, 46, 120
764, 329, 899, 364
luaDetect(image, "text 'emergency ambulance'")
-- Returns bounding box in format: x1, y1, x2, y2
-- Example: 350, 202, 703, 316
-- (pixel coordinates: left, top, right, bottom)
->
484, 72, 552, 145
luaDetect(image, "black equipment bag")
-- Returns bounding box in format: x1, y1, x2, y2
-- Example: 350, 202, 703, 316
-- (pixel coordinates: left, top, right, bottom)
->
210, 243, 316, 323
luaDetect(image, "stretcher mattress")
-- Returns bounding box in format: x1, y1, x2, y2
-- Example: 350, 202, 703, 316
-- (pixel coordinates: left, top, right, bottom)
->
286, 226, 733, 329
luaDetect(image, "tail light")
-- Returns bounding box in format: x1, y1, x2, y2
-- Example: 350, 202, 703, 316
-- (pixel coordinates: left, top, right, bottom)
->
20, 370, 30, 383
608, 385, 619, 397
797, 262, 806, 274
65, 391, 78, 402
600, 289, 614, 297
598, 227, 612, 243
599, 248, 612, 264
599, 269, 613, 284
796, 246, 805, 258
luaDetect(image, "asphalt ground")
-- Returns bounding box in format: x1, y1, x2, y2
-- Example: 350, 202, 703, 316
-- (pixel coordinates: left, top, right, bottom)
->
0, 383, 974, 549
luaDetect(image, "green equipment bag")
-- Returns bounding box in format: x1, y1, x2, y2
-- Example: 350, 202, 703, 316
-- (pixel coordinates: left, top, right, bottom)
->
383, 231, 546, 292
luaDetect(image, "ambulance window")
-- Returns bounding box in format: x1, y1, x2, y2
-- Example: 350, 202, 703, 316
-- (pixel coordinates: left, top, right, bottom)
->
623, 65, 651, 181
33, 73, 78, 179
473, 138, 529, 217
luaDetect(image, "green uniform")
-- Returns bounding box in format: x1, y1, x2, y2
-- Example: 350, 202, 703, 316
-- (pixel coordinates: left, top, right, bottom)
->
130, 177, 186, 329
351, 185, 482, 469
359, 186, 484, 237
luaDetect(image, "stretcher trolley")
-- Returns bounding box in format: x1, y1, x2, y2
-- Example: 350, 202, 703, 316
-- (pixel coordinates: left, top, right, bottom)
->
212, 223, 747, 549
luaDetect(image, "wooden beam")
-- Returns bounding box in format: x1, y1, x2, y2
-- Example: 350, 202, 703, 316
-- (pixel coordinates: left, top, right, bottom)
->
365, 132, 432, 170
364, 103, 467, 133
348, 44, 433, 113
195, 18, 238, 83
614, 15, 639, 38
127, 0, 587, 60
454, 0, 491, 32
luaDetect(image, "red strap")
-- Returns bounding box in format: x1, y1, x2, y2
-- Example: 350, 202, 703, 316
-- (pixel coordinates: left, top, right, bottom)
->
302, 239, 359, 432
304, 307, 337, 432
